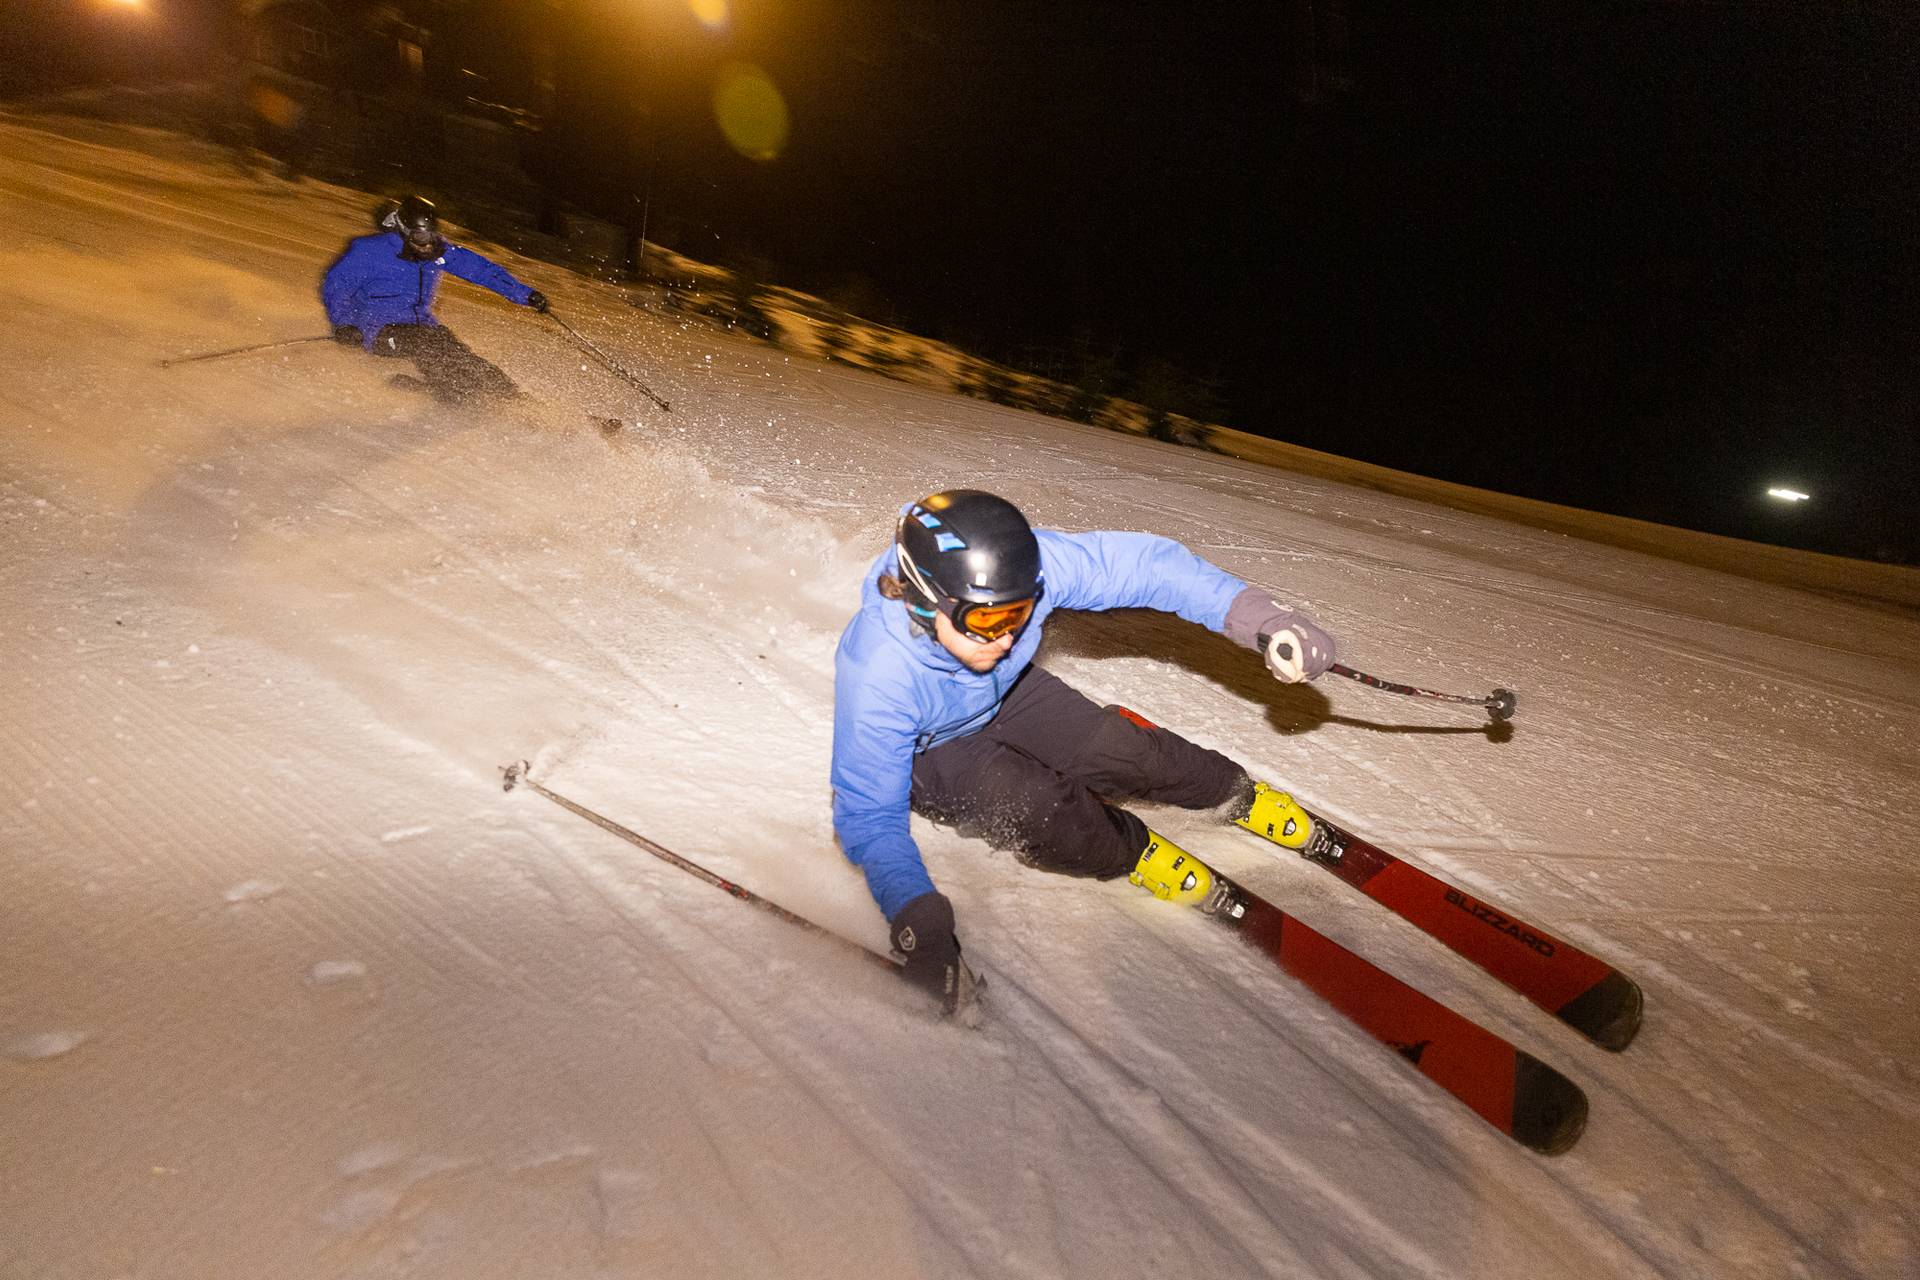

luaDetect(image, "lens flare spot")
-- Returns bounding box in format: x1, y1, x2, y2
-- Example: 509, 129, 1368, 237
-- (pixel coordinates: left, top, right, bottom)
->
247, 82, 304, 130
687, 0, 728, 30
711, 62, 788, 162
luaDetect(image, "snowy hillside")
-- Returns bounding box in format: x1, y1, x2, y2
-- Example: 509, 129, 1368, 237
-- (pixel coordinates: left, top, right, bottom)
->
2, 113, 1916, 1279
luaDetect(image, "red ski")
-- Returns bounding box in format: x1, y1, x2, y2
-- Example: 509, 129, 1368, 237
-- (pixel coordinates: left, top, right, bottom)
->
1206, 875, 1587, 1155
1112, 707, 1643, 1051
1265, 813, 1642, 1052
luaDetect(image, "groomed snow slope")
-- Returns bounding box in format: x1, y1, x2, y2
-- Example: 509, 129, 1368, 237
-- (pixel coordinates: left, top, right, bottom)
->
2, 114, 1916, 1280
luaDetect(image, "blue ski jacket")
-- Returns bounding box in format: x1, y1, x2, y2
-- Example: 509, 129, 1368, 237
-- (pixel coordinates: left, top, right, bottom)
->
831, 528, 1248, 920
321, 232, 536, 349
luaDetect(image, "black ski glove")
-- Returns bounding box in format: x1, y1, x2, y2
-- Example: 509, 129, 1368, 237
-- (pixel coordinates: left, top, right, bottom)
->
526, 290, 550, 313
889, 891, 979, 1018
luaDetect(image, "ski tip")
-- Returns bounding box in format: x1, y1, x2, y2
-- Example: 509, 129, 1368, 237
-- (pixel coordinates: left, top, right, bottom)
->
1557, 971, 1644, 1052
1511, 1053, 1588, 1156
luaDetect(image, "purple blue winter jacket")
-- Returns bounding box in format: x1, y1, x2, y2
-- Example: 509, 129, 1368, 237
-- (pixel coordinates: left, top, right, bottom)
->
321, 232, 535, 349
831, 529, 1248, 920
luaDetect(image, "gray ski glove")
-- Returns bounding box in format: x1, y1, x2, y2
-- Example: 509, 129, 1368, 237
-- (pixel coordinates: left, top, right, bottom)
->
1222, 587, 1337, 683
889, 891, 983, 1021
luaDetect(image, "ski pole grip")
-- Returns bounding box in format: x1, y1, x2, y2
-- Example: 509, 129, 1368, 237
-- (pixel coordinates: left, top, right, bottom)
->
1255, 631, 1295, 663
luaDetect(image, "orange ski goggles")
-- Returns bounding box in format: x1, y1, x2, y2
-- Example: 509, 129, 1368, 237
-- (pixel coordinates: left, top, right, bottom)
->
948, 595, 1037, 643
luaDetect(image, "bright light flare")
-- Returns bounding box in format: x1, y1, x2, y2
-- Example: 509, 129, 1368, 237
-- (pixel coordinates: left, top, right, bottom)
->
247, 82, 304, 130
687, 0, 728, 31
711, 62, 788, 161
1766, 487, 1811, 502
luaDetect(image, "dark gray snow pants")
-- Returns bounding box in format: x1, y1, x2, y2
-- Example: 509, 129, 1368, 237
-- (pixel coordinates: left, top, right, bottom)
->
909, 665, 1250, 881
343, 323, 520, 403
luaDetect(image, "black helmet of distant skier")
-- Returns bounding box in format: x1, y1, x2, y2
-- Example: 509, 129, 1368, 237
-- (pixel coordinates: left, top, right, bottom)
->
381, 195, 443, 257
894, 490, 1043, 641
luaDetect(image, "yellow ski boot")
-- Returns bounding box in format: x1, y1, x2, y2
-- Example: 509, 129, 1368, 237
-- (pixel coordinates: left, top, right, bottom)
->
1129, 831, 1244, 918
1234, 782, 1315, 850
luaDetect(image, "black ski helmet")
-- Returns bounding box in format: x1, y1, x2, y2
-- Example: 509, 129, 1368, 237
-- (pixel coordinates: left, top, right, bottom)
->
894, 490, 1043, 635
380, 195, 440, 249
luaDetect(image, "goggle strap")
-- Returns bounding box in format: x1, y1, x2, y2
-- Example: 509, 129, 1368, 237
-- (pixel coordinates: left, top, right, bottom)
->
894, 534, 939, 606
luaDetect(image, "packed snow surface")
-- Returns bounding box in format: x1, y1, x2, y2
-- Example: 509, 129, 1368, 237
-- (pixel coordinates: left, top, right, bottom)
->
3, 114, 1917, 1279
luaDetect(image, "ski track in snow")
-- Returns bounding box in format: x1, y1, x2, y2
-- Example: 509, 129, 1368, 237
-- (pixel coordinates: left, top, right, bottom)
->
2, 111, 1917, 1279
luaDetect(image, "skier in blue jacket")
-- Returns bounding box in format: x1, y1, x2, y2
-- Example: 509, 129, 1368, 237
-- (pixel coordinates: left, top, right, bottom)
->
832, 489, 1338, 1016
322, 196, 549, 403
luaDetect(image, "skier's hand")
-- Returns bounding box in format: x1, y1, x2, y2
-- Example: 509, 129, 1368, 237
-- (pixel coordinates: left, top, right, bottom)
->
1263, 622, 1336, 684
1223, 589, 1336, 682
889, 891, 982, 1020
1223, 589, 1336, 683
526, 290, 550, 314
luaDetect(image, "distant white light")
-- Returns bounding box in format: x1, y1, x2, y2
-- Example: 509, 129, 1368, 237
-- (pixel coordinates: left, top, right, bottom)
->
1766, 487, 1811, 502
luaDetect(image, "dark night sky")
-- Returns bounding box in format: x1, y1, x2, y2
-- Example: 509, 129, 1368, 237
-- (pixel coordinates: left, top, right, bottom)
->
5, 0, 1916, 562
714, 2, 1918, 564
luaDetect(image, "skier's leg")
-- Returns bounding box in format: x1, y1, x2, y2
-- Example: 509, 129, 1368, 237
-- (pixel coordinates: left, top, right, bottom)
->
429, 325, 518, 402
915, 670, 1322, 882
910, 731, 1147, 881
387, 324, 518, 403
984, 666, 1251, 811
1098, 700, 1321, 854
368, 325, 427, 392
369, 324, 411, 359
910, 728, 1247, 915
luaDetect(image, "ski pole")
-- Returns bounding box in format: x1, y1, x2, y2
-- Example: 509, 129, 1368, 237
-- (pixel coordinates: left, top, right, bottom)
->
158, 334, 333, 368
1328, 664, 1518, 721
546, 311, 671, 412
1259, 634, 1518, 722
501, 760, 898, 966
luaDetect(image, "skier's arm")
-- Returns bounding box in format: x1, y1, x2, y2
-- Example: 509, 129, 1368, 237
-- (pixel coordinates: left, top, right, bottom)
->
1042, 529, 1336, 679
440, 244, 537, 306
1039, 529, 1246, 626
320, 253, 351, 323
320, 240, 374, 328
322, 238, 382, 351
830, 671, 937, 921
831, 657, 979, 1015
